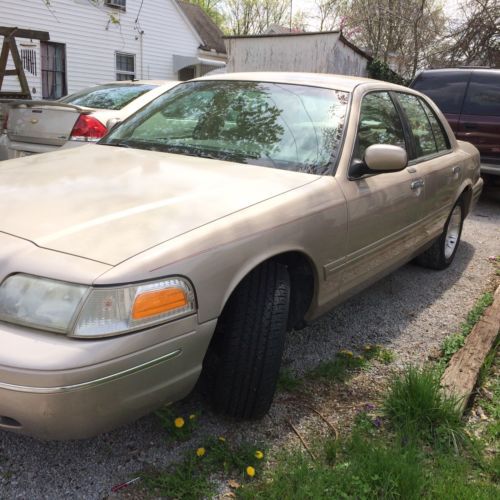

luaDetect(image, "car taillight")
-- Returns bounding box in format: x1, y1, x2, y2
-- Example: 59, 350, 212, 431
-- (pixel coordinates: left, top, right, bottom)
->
69, 114, 108, 142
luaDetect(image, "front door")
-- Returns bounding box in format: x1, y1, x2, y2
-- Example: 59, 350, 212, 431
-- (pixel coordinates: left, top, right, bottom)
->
336, 91, 425, 296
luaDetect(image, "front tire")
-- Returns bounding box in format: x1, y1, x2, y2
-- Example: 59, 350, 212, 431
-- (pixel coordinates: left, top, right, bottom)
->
201, 261, 290, 419
416, 199, 464, 270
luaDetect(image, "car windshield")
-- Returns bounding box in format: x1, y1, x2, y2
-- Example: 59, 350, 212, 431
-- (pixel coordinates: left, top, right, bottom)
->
60, 84, 157, 110
100, 80, 349, 174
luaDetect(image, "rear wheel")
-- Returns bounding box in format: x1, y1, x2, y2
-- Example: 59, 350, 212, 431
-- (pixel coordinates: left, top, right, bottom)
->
416, 200, 464, 270
201, 261, 290, 419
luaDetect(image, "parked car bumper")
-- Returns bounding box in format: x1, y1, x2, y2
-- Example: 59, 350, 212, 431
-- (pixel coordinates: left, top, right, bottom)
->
480, 163, 500, 176
0, 315, 216, 440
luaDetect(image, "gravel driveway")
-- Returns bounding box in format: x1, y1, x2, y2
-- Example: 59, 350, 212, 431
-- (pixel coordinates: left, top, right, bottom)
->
1, 185, 498, 500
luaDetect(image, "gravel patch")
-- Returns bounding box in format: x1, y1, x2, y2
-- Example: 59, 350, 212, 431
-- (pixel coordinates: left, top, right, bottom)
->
1, 186, 498, 499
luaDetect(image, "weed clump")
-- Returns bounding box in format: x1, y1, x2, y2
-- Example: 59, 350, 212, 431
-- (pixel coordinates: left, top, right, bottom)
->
384, 365, 464, 449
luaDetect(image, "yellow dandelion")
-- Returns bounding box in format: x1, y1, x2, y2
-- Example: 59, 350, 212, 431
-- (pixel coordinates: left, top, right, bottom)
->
218, 436, 226, 442
355, 355, 364, 360
246, 466, 256, 478
196, 447, 206, 457
189, 414, 196, 420
345, 350, 353, 357
364, 345, 372, 351
174, 417, 185, 428
254, 450, 264, 460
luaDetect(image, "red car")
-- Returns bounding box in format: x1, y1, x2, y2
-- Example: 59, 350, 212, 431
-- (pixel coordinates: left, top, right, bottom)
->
411, 68, 500, 178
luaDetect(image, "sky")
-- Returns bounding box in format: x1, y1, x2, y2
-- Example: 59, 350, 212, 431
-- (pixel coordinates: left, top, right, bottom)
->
291, 0, 462, 31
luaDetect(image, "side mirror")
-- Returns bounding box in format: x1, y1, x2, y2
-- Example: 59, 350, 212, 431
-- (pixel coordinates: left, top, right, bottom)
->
364, 144, 407, 172
106, 117, 122, 130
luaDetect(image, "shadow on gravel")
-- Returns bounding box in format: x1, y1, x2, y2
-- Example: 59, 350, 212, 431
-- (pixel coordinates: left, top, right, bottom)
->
280, 239, 475, 376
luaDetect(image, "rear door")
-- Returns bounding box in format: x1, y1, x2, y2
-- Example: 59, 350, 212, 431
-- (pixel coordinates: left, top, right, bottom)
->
458, 71, 500, 172
395, 92, 459, 236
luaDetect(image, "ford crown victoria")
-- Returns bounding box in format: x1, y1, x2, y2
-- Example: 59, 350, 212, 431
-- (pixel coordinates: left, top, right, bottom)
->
0, 72, 482, 439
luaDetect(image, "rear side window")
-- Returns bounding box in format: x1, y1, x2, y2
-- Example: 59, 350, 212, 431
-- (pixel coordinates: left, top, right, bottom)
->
462, 72, 500, 116
411, 71, 469, 114
397, 93, 437, 158
61, 84, 156, 110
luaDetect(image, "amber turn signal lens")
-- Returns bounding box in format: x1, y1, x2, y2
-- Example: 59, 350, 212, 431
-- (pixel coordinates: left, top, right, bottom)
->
132, 288, 187, 320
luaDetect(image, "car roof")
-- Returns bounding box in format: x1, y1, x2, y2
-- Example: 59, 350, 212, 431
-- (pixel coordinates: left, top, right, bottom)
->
193, 71, 406, 92
416, 68, 500, 75
96, 80, 178, 88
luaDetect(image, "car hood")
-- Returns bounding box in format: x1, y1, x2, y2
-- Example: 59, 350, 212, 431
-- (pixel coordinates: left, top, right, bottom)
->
0, 145, 318, 265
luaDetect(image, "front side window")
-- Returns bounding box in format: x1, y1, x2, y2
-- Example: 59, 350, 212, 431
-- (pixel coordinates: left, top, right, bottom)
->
115, 52, 135, 81
397, 93, 437, 158
101, 80, 349, 175
353, 91, 406, 161
61, 84, 156, 110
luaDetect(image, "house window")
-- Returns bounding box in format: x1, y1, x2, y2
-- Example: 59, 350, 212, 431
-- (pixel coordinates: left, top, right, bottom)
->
41, 42, 67, 99
116, 52, 135, 81
105, 0, 126, 10
178, 66, 196, 81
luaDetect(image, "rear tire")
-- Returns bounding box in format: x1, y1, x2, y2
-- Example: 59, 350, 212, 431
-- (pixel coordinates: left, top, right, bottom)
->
201, 261, 290, 419
416, 199, 464, 270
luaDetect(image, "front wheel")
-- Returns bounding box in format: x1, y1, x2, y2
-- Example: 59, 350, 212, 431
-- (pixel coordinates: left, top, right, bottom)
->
416, 200, 464, 270
201, 261, 290, 419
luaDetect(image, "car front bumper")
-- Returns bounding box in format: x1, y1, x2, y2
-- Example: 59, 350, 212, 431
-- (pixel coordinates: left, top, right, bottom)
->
0, 315, 216, 440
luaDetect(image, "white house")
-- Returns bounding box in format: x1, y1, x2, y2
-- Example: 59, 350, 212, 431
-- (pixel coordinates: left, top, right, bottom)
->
0, 0, 227, 99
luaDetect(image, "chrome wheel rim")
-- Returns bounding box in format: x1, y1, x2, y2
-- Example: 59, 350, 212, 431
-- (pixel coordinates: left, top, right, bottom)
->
444, 206, 461, 259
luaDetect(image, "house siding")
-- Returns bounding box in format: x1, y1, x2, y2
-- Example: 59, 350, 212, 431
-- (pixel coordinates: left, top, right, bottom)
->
0, 0, 200, 96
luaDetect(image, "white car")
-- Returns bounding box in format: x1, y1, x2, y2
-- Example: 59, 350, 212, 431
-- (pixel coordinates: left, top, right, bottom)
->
2, 80, 179, 159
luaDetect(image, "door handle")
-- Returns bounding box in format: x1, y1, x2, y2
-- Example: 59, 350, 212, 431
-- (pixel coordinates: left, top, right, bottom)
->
463, 123, 478, 130
452, 166, 461, 176
410, 179, 424, 190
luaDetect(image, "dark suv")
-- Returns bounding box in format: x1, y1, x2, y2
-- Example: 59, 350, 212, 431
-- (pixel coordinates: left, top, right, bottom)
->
411, 68, 500, 176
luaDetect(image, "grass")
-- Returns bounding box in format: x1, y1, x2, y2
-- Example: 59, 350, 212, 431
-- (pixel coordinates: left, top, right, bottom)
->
384, 365, 465, 449
277, 368, 302, 392
155, 407, 200, 441
142, 437, 266, 498
240, 364, 500, 499
441, 291, 494, 362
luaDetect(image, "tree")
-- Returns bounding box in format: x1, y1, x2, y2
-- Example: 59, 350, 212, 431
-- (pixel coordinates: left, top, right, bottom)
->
440, 0, 500, 67
339, 0, 446, 78
222, 0, 291, 35
184, 0, 227, 28
314, 0, 346, 31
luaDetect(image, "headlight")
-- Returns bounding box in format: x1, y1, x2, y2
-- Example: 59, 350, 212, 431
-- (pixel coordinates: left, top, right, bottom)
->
0, 274, 196, 338
0, 275, 88, 333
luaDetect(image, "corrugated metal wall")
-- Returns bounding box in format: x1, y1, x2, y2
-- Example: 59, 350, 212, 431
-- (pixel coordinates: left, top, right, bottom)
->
226, 33, 368, 77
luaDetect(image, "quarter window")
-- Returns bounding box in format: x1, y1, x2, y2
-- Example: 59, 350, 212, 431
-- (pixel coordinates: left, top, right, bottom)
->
411, 71, 470, 114
397, 93, 437, 158
462, 72, 500, 117
418, 98, 450, 152
115, 52, 135, 81
353, 91, 406, 161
